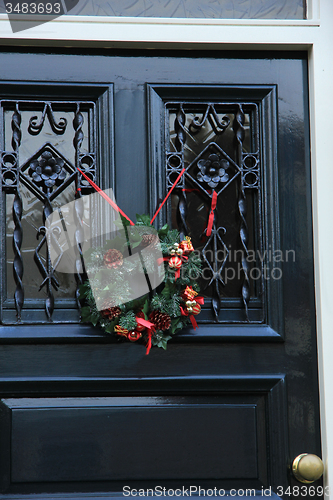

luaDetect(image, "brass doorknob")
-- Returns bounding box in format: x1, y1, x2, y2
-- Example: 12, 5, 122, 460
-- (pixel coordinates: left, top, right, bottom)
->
292, 454, 324, 483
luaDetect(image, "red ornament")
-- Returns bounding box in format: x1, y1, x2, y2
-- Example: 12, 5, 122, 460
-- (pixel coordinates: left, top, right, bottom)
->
127, 330, 142, 342
180, 236, 194, 255
169, 255, 182, 270
192, 303, 201, 315
135, 312, 146, 332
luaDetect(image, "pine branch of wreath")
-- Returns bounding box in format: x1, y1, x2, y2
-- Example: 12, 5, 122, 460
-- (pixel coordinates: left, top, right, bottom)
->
78, 216, 203, 352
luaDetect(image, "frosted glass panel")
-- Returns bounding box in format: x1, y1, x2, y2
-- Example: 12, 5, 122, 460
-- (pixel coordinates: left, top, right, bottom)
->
62, 0, 306, 20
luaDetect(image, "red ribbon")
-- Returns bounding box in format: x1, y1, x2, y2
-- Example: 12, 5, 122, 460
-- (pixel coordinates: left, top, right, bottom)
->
157, 257, 169, 265
180, 306, 198, 329
189, 315, 198, 329
206, 190, 217, 237
77, 168, 135, 226
150, 167, 186, 224
146, 331, 152, 355
136, 317, 155, 355
136, 317, 154, 330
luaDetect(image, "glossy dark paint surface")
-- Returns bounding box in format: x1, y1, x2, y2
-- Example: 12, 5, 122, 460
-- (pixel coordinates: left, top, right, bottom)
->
0, 50, 319, 499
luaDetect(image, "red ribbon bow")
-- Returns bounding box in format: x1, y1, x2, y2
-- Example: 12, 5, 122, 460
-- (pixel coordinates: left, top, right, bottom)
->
180, 296, 204, 329
136, 317, 156, 355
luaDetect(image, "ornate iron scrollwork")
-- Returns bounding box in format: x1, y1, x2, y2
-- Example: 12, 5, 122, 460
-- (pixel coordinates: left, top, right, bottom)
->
166, 101, 261, 323
19, 143, 76, 321
189, 105, 230, 135
28, 103, 67, 136
1, 99, 96, 323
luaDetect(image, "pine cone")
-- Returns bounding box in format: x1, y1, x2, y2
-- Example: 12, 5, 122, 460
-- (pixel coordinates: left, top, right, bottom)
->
149, 310, 171, 331
141, 233, 159, 247
103, 248, 123, 269
101, 305, 122, 321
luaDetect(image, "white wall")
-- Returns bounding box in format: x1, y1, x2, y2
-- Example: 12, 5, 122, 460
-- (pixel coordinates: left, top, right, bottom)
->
0, 0, 332, 495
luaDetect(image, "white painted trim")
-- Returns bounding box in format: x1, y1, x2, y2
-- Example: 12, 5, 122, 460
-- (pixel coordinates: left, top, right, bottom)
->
307, 0, 320, 20
307, 2, 333, 497
0, 0, 332, 496
0, 20, 321, 46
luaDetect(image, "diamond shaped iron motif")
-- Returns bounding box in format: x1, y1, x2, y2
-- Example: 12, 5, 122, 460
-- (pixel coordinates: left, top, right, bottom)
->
20, 143, 76, 202
185, 142, 240, 198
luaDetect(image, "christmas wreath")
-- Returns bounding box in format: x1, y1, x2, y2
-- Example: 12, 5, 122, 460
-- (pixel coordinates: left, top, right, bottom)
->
79, 214, 203, 353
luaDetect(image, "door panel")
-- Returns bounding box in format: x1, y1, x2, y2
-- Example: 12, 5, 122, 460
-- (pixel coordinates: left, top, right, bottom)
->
9, 399, 258, 482
0, 50, 319, 499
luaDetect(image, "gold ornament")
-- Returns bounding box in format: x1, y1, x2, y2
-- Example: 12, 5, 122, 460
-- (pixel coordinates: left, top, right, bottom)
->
114, 325, 129, 337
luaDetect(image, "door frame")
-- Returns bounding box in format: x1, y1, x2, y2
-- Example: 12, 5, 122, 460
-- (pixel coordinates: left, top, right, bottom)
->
0, 0, 332, 495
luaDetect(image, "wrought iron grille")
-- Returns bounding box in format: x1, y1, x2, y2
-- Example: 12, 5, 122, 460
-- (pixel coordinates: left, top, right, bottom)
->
166, 102, 263, 323
1, 100, 96, 323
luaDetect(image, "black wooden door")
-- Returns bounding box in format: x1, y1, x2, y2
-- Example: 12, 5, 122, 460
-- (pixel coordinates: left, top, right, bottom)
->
0, 49, 320, 499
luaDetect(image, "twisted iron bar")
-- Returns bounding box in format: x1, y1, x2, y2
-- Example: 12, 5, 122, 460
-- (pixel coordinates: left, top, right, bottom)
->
11, 103, 22, 151
174, 104, 188, 239
11, 104, 24, 320
73, 104, 85, 309
13, 190, 23, 319
73, 103, 84, 152
174, 104, 186, 152
233, 104, 250, 320
210, 218, 221, 321
74, 181, 85, 309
